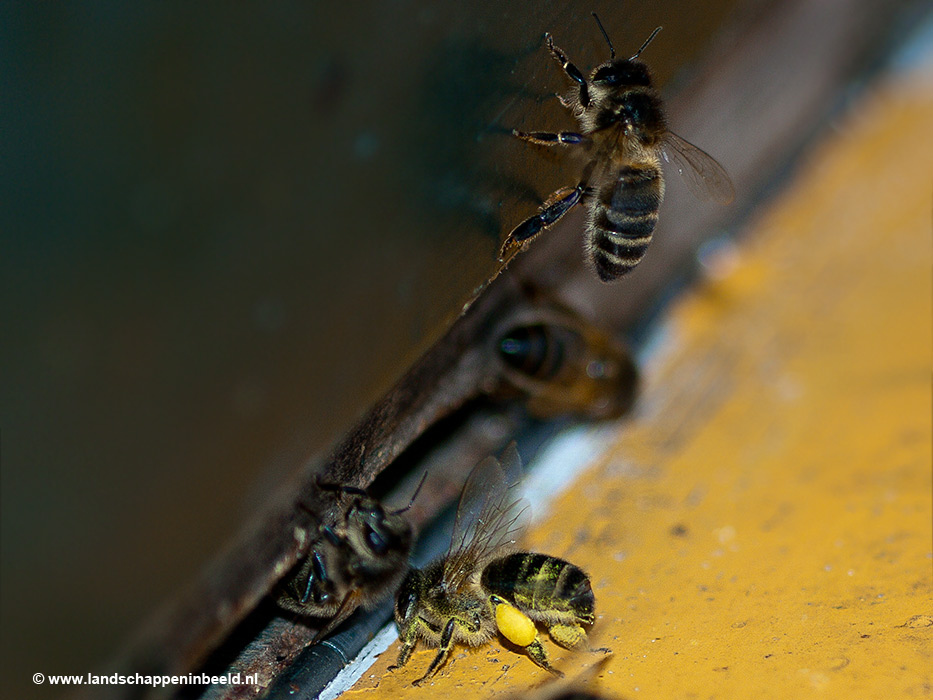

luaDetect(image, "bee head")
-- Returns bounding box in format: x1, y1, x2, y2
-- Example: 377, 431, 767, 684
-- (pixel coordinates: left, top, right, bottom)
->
591, 59, 652, 88
316, 472, 423, 562
346, 499, 413, 559
590, 14, 660, 89
347, 469, 424, 559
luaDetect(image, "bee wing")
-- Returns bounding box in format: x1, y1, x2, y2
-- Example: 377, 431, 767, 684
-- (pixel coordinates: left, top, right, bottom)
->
661, 131, 735, 205
443, 443, 529, 590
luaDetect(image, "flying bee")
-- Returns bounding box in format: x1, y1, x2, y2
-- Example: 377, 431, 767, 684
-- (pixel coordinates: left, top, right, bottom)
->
489, 302, 638, 420
276, 475, 424, 641
501, 14, 735, 282
391, 444, 605, 685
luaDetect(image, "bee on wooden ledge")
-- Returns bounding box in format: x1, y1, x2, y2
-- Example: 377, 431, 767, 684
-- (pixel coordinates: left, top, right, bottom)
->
275, 474, 424, 641
390, 443, 608, 685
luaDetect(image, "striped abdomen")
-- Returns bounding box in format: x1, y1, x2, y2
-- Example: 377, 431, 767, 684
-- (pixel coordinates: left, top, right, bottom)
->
586, 162, 664, 282
481, 552, 595, 624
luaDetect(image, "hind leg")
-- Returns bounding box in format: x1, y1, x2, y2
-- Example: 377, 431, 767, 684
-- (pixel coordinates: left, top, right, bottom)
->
411, 618, 458, 686
548, 623, 610, 654
493, 596, 564, 677
512, 130, 589, 147
524, 637, 564, 677
499, 160, 596, 262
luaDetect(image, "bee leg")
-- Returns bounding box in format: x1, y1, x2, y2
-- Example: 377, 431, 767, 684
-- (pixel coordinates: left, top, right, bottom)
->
412, 618, 458, 686
388, 641, 415, 673
310, 590, 358, 644
298, 548, 334, 606
525, 637, 564, 678
512, 130, 589, 147
387, 618, 423, 672
509, 186, 581, 241
499, 160, 596, 262
545, 33, 589, 108
499, 186, 580, 261
319, 522, 344, 548
547, 623, 609, 654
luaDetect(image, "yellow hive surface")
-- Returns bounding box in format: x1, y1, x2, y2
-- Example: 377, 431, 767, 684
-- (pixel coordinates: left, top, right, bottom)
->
343, 61, 933, 699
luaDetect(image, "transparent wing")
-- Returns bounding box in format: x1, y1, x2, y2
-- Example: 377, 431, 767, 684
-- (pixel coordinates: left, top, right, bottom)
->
442, 443, 529, 590
661, 131, 735, 205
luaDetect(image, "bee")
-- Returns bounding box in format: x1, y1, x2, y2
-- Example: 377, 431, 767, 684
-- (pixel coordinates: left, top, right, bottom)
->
391, 444, 605, 685
500, 14, 735, 282
490, 302, 638, 420
276, 475, 423, 641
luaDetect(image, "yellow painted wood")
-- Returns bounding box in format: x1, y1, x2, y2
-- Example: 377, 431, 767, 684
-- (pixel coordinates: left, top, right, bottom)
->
344, 65, 933, 698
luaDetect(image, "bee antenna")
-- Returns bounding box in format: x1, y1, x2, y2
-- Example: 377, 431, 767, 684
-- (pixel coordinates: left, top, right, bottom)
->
392, 471, 428, 515
631, 26, 662, 60
591, 12, 615, 59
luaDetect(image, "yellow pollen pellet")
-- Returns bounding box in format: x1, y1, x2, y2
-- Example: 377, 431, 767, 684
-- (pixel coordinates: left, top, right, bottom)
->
495, 600, 537, 647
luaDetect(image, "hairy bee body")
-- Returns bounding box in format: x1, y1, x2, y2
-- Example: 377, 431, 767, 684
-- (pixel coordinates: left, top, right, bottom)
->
481, 552, 596, 630
501, 18, 733, 282
391, 446, 605, 685
572, 56, 668, 281
587, 159, 665, 281
276, 486, 414, 641
394, 552, 600, 685
394, 561, 498, 662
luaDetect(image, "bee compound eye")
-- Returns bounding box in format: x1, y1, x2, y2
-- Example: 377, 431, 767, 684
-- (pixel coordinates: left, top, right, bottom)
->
365, 524, 389, 555
592, 66, 620, 85
398, 590, 416, 619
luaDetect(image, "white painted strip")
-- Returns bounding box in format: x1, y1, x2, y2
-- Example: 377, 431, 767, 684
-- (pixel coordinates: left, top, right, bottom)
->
890, 9, 933, 78
318, 623, 399, 700
520, 424, 615, 523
